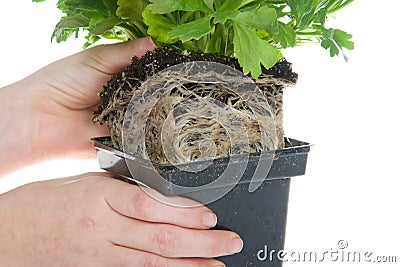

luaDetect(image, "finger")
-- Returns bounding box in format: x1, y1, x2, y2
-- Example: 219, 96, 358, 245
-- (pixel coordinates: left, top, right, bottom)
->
80, 37, 156, 76
109, 216, 243, 258
60, 109, 109, 159
53, 172, 112, 186
103, 179, 218, 229
108, 245, 226, 267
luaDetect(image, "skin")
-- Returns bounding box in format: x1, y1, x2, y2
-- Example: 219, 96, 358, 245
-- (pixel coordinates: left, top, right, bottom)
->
0, 38, 243, 266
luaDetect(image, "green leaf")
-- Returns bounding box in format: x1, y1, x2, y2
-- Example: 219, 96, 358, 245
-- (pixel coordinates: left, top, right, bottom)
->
205, 23, 223, 53
288, 0, 314, 29
203, 0, 214, 11
143, 10, 176, 29
143, 9, 177, 43
103, 0, 118, 15
39, 0, 354, 67
240, 0, 259, 8
321, 39, 339, 57
169, 15, 212, 43
213, 0, 226, 9
51, 13, 90, 43
327, 0, 354, 13
315, 7, 327, 26
89, 17, 125, 35
234, 5, 277, 30
51, 0, 113, 36
333, 29, 354, 50
321, 28, 353, 58
116, 0, 148, 37
52, 28, 77, 43
62, 0, 109, 14
166, 0, 211, 13
214, 10, 239, 24
321, 28, 335, 55
148, 27, 176, 44
267, 21, 296, 48
217, 0, 242, 13
233, 22, 279, 77
147, 0, 177, 14
117, 0, 147, 20
84, 33, 101, 48
55, 14, 90, 28
315, 0, 331, 11
214, 0, 241, 24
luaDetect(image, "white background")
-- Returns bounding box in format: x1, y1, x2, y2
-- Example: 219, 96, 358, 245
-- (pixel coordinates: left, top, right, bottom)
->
1, 1, 399, 266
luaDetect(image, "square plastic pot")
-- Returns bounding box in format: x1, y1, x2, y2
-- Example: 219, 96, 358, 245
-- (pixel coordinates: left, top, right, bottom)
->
93, 137, 311, 266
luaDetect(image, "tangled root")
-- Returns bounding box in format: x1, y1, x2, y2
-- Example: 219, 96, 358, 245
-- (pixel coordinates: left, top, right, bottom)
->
94, 48, 297, 164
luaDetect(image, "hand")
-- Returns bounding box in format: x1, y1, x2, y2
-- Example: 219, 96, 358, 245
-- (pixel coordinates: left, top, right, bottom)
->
0, 38, 155, 176
0, 173, 242, 266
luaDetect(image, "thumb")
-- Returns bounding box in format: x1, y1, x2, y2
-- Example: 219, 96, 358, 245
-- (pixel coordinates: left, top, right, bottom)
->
33, 37, 155, 109
81, 37, 156, 75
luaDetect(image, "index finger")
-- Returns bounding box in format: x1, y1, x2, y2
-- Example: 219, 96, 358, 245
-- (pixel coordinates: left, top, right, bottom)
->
102, 178, 218, 229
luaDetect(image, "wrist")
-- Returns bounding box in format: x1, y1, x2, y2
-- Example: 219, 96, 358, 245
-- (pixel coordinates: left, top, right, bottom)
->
0, 80, 40, 177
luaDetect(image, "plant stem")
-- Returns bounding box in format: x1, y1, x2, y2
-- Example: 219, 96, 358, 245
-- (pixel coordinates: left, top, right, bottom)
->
327, 0, 354, 14
119, 23, 142, 39
296, 31, 320, 36
180, 11, 195, 24
130, 21, 148, 37
166, 13, 177, 24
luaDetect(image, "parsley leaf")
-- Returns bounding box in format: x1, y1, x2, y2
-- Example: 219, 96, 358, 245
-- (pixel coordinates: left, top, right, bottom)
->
143, 9, 177, 44
36, 0, 355, 77
166, 0, 211, 13
287, 0, 314, 29
233, 22, 279, 78
268, 21, 296, 49
147, 0, 177, 14
235, 5, 277, 30
333, 29, 354, 50
321, 28, 354, 59
213, 0, 241, 24
169, 15, 212, 43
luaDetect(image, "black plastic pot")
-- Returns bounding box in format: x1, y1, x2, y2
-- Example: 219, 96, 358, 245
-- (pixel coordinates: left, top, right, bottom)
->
93, 137, 311, 266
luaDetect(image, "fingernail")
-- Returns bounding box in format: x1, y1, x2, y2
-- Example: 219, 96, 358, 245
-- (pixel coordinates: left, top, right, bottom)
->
228, 237, 243, 254
202, 211, 217, 227
145, 36, 156, 48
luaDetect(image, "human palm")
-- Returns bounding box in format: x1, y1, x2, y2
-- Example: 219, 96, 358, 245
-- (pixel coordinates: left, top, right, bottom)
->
26, 38, 155, 161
